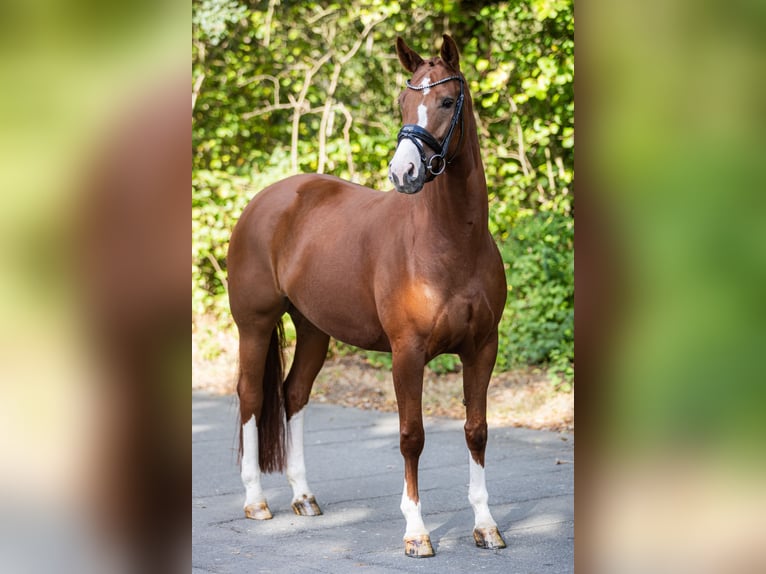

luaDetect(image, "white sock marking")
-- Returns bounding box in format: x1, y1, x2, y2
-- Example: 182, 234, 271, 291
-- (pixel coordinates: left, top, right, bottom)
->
400, 480, 429, 538
241, 415, 265, 507
468, 455, 498, 529
286, 408, 312, 501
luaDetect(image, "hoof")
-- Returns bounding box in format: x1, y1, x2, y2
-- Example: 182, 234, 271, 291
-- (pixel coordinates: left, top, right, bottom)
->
404, 535, 435, 558
473, 526, 507, 549
244, 502, 272, 520
291, 495, 322, 516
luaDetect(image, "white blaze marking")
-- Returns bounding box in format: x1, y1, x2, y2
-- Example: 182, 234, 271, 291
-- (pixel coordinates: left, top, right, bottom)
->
241, 415, 265, 507
468, 455, 498, 529
400, 480, 429, 538
417, 76, 430, 130
419, 75, 431, 95
286, 408, 312, 501
417, 104, 428, 128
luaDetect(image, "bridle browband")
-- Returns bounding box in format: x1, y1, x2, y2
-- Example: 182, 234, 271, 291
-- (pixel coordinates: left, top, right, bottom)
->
397, 74, 465, 182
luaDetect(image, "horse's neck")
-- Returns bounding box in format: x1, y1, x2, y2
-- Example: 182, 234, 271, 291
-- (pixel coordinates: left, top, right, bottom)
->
418, 124, 489, 245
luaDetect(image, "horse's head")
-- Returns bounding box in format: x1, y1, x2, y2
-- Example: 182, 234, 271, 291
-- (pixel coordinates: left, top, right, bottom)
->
389, 35, 465, 195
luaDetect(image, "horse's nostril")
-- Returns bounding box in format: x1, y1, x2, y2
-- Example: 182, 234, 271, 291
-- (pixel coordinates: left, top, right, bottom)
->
407, 163, 416, 176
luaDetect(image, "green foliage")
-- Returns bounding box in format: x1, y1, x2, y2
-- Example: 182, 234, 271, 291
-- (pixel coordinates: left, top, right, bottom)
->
428, 354, 462, 375
192, 0, 574, 385
191, 150, 292, 319
193, 0, 248, 46
363, 351, 393, 371
359, 351, 461, 375
496, 212, 574, 381
340, 348, 461, 375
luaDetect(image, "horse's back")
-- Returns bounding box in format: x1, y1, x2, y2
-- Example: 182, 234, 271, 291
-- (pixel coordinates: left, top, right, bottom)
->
231, 174, 387, 258
237, 173, 382, 228
228, 174, 392, 344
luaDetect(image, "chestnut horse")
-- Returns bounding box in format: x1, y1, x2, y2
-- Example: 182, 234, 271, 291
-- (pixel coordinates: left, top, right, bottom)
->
227, 35, 507, 557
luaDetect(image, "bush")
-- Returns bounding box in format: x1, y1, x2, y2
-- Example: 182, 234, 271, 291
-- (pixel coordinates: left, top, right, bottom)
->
496, 211, 574, 386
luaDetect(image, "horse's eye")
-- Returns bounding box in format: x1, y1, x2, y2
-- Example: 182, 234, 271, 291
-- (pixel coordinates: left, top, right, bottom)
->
441, 98, 454, 109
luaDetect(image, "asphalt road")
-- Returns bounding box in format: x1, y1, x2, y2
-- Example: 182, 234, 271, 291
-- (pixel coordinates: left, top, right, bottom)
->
192, 391, 573, 573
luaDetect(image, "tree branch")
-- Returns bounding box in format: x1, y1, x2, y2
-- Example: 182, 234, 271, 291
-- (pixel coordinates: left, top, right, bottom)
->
291, 52, 333, 172
317, 64, 343, 173
192, 39, 207, 112
337, 103, 356, 180
544, 146, 557, 194
242, 102, 294, 119
263, 0, 278, 48
206, 252, 228, 294
509, 97, 547, 201
317, 15, 385, 173
243, 104, 324, 120
192, 72, 205, 112
237, 74, 281, 107
306, 6, 339, 24
508, 98, 530, 178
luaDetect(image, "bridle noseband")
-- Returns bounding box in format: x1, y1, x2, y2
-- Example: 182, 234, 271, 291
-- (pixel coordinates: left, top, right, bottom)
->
396, 74, 465, 182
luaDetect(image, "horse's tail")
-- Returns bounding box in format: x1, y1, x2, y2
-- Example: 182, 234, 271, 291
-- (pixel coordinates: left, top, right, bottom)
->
258, 320, 287, 472
238, 319, 287, 473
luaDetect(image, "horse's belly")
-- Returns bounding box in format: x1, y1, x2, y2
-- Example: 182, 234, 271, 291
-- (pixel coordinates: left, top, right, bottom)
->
285, 284, 390, 352
303, 305, 391, 352
330, 322, 392, 352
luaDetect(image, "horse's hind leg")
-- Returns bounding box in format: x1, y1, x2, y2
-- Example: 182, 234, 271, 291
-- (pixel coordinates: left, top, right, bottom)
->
237, 315, 286, 521
461, 334, 507, 550
284, 309, 330, 516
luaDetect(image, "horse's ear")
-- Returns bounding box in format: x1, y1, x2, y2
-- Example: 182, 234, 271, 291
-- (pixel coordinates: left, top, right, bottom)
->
440, 34, 460, 72
396, 37, 424, 73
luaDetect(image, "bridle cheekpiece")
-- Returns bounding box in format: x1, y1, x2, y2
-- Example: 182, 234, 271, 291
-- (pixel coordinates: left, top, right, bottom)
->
397, 74, 465, 182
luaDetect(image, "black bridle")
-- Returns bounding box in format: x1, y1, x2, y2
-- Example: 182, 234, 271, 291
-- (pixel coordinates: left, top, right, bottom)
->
396, 74, 465, 182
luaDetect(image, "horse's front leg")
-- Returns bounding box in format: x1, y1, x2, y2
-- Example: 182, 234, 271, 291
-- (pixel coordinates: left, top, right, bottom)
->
461, 334, 507, 550
391, 344, 433, 558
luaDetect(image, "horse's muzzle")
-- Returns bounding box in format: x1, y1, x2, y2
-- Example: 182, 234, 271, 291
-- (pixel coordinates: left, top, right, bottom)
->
389, 170, 425, 194
388, 141, 426, 194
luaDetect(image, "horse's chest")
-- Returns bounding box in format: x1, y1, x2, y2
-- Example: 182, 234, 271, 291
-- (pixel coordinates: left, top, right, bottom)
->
389, 280, 491, 352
